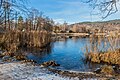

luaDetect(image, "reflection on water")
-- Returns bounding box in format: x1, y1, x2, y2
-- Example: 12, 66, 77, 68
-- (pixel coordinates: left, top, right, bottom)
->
26, 36, 120, 72
19, 42, 53, 58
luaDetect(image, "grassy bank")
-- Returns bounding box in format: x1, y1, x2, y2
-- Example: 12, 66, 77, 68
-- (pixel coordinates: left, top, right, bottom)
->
85, 31, 120, 64
86, 49, 120, 65
0, 30, 51, 53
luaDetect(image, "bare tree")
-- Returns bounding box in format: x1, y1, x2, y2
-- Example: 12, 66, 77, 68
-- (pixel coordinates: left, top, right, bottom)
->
0, 0, 27, 30
82, 0, 120, 19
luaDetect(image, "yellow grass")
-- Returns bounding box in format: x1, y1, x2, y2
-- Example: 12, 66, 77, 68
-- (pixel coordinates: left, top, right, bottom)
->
0, 30, 51, 52
86, 49, 120, 65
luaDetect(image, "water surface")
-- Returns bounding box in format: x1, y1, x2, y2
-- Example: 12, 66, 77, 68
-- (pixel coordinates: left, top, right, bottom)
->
27, 37, 119, 71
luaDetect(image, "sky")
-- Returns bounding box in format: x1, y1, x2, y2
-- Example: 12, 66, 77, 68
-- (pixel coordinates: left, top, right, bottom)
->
28, 0, 120, 24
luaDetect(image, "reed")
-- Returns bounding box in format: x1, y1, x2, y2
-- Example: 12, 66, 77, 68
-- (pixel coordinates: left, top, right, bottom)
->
85, 32, 120, 65
0, 30, 51, 53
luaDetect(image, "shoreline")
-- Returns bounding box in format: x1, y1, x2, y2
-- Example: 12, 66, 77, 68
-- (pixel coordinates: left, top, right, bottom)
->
52, 32, 120, 37
0, 62, 75, 80
0, 61, 120, 80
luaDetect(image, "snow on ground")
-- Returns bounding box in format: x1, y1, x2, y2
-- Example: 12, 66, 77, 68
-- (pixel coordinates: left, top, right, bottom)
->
0, 62, 79, 80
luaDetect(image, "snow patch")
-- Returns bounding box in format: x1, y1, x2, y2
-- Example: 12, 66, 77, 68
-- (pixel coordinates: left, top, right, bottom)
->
0, 62, 79, 80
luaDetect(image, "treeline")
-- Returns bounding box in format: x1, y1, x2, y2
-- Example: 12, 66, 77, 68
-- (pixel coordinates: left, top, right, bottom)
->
0, 0, 53, 52
53, 20, 120, 33
0, 0, 54, 31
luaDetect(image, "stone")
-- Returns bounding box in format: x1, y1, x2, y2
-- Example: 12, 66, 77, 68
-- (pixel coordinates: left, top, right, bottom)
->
0, 54, 4, 58
113, 65, 120, 74
2, 56, 17, 62
51, 62, 60, 67
2, 56, 11, 61
14, 55, 27, 61
2, 52, 14, 57
93, 68, 101, 74
40, 60, 60, 67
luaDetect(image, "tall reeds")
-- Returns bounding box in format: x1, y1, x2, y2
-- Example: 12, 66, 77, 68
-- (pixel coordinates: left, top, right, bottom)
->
0, 30, 51, 53
85, 31, 120, 65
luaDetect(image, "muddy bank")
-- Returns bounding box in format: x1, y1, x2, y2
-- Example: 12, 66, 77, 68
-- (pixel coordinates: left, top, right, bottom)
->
48, 68, 117, 80
38, 61, 120, 79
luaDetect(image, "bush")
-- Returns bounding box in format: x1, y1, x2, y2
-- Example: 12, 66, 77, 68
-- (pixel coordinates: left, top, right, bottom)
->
101, 65, 115, 75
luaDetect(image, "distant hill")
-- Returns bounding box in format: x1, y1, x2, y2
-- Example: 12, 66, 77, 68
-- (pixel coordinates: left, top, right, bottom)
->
70, 19, 120, 25
69, 19, 120, 32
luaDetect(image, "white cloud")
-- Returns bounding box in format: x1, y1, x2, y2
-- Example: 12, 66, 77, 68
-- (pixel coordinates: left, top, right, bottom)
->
54, 18, 65, 24
81, 15, 101, 21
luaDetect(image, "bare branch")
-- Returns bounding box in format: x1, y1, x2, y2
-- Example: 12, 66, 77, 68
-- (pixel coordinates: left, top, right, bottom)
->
82, 0, 120, 18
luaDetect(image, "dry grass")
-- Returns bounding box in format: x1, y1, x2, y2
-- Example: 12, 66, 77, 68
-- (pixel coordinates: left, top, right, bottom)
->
86, 48, 120, 65
100, 65, 115, 75
85, 32, 120, 65
0, 30, 51, 52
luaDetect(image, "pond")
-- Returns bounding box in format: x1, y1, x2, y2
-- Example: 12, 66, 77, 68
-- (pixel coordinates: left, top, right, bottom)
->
27, 37, 119, 72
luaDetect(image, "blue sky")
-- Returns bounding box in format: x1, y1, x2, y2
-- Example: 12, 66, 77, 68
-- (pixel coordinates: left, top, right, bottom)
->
29, 0, 120, 24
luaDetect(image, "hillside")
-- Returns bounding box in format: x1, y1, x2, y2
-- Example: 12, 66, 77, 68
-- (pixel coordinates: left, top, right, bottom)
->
70, 19, 120, 32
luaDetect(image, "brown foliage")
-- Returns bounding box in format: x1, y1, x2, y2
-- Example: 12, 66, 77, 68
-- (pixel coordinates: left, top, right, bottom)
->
87, 49, 120, 65
100, 65, 115, 75
0, 30, 51, 52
